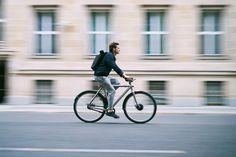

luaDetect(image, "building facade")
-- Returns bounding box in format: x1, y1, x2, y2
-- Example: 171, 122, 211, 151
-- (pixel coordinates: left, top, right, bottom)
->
0, 0, 236, 106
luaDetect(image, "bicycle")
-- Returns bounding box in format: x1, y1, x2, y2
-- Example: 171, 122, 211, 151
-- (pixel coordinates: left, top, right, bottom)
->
73, 78, 157, 123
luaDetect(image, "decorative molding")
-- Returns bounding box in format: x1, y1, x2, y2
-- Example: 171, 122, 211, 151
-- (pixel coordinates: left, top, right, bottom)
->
32, 5, 60, 8
12, 69, 236, 77
0, 42, 14, 58
141, 5, 170, 8
140, 55, 172, 60
86, 5, 114, 8
197, 55, 230, 60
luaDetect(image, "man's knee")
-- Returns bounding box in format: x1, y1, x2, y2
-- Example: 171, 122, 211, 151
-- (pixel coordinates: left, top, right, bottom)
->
112, 88, 116, 95
108, 87, 115, 95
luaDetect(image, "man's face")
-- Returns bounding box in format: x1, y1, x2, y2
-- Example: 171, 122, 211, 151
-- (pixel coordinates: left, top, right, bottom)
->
113, 46, 120, 55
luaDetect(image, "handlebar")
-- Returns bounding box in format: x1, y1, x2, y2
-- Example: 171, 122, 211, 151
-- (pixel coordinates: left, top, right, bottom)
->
125, 77, 135, 84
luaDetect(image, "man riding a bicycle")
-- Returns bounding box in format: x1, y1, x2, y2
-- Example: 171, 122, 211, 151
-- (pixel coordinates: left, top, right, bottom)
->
94, 42, 132, 118
74, 46, 156, 123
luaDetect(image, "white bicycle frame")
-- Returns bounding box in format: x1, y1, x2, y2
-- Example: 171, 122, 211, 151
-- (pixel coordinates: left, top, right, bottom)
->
88, 81, 138, 109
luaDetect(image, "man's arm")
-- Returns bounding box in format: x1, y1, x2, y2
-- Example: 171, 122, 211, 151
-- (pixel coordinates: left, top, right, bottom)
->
106, 54, 124, 77
106, 53, 132, 80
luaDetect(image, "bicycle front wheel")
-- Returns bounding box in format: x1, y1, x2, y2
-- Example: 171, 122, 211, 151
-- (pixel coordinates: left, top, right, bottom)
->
123, 91, 157, 123
73, 90, 106, 123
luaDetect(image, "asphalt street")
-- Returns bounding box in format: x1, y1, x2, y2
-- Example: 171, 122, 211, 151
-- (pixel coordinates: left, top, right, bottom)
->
0, 111, 236, 157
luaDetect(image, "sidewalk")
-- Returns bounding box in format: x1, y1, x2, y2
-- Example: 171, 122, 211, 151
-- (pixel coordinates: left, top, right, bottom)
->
0, 105, 236, 114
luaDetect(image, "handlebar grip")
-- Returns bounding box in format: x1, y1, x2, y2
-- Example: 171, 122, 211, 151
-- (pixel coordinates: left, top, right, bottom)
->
125, 77, 134, 82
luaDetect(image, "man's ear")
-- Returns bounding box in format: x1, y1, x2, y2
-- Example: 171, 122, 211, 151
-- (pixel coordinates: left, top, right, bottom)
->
112, 48, 115, 52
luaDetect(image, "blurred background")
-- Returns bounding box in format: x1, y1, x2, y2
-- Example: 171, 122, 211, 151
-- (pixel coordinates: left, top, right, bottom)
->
0, 0, 235, 106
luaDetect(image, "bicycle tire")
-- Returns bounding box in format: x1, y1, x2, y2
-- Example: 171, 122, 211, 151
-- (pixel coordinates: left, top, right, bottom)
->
123, 91, 157, 124
73, 90, 106, 123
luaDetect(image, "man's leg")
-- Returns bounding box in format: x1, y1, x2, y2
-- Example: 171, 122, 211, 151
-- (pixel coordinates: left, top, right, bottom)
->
102, 77, 116, 110
95, 76, 119, 118
94, 77, 115, 109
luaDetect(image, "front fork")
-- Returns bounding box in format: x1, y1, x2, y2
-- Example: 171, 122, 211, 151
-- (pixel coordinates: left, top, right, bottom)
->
130, 87, 139, 106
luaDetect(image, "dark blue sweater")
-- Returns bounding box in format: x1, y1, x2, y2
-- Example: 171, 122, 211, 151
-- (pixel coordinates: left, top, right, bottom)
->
94, 52, 124, 77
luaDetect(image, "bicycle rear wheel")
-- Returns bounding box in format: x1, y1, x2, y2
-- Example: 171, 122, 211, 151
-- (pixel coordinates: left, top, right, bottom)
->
123, 91, 157, 123
73, 90, 106, 123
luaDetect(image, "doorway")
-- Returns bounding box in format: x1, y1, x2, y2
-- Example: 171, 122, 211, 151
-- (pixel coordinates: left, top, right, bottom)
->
0, 60, 6, 103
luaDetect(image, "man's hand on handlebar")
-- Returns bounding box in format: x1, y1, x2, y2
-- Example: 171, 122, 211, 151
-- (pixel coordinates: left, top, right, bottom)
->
125, 77, 134, 82
122, 74, 134, 82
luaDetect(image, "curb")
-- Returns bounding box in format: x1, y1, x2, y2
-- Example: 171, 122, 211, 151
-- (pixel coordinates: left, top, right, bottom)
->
0, 105, 236, 114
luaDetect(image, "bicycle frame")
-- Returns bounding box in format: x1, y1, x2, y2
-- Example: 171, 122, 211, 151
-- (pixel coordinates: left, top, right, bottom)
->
74, 78, 157, 123
88, 81, 138, 110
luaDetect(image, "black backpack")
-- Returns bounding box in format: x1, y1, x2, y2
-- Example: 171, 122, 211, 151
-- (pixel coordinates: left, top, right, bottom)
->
91, 50, 107, 71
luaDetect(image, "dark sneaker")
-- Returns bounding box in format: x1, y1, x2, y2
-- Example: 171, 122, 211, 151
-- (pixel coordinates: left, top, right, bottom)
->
106, 111, 120, 119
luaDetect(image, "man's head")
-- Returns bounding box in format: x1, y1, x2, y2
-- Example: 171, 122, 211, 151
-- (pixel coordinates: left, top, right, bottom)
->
109, 42, 120, 55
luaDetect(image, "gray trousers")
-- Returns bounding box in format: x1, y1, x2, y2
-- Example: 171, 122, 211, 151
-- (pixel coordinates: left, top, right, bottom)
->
94, 76, 116, 110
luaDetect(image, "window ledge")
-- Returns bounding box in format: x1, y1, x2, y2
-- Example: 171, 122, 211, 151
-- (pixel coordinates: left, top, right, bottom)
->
197, 55, 230, 60
84, 55, 96, 60
29, 55, 60, 59
140, 55, 172, 60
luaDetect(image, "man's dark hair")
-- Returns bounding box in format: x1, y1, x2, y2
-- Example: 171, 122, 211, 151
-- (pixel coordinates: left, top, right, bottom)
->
109, 42, 119, 52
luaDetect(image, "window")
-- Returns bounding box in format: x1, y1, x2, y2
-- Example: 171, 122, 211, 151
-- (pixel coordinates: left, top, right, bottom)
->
0, 0, 4, 41
204, 81, 224, 105
199, 9, 223, 55
148, 81, 167, 105
89, 10, 111, 54
35, 80, 54, 104
144, 10, 167, 55
34, 9, 58, 55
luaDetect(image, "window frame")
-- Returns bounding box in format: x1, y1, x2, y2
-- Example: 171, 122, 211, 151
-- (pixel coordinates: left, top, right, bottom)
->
0, 0, 5, 42
142, 8, 169, 56
88, 9, 112, 55
204, 81, 225, 106
35, 80, 54, 104
34, 7, 59, 55
198, 7, 225, 56
148, 80, 168, 105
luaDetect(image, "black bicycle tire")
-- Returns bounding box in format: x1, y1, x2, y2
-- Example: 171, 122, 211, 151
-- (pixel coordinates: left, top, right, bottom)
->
73, 90, 106, 123
123, 91, 157, 124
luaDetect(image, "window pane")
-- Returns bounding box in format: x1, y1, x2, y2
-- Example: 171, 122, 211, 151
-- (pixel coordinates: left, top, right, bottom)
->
147, 12, 164, 31
146, 34, 165, 54
0, 0, 3, 19
202, 34, 221, 54
91, 34, 108, 54
0, 22, 3, 41
36, 80, 54, 104
202, 11, 221, 31
215, 34, 221, 54
91, 12, 109, 31
42, 34, 52, 53
148, 81, 167, 105
203, 12, 215, 31
205, 81, 224, 105
207, 96, 223, 104
207, 81, 222, 91
148, 34, 160, 54
37, 12, 55, 31
36, 34, 56, 54
0, 0, 3, 41
202, 35, 215, 54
